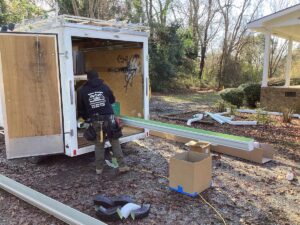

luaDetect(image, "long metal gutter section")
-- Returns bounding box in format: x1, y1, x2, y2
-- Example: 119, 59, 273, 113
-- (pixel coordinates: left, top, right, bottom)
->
0, 174, 107, 225
120, 116, 255, 151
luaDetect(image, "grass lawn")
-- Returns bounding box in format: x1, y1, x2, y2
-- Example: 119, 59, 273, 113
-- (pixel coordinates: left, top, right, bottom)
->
155, 91, 221, 105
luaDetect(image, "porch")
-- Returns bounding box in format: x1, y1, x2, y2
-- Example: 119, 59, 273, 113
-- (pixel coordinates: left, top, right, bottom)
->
248, 4, 300, 113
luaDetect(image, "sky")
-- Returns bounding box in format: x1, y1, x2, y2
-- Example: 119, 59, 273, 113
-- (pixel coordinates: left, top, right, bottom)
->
35, 0, 52, 11
263, 0, 300, 15
35, 0, 300, 19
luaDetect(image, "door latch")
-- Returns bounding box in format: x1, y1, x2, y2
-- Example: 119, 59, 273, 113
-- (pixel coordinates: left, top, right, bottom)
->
64, 129, 74, 136
59, 51, 69, 59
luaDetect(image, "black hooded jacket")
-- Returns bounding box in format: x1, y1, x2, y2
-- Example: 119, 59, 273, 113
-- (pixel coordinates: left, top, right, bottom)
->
77, 78, 115, 120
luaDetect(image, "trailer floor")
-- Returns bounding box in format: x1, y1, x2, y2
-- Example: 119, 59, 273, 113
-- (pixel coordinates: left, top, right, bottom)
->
0, 92, 299, 225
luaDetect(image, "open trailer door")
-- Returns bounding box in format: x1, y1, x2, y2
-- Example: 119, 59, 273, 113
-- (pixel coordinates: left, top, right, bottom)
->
0, 33, 64, 159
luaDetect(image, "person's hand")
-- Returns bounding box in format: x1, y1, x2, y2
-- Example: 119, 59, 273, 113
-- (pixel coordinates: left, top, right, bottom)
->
78, 117, 85, 123
77, 117, 86, 128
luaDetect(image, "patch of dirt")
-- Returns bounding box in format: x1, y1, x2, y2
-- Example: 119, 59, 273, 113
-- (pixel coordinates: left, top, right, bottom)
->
0, 93, 299, 225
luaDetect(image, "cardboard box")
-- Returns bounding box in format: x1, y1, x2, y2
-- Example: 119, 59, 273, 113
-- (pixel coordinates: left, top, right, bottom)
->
185, 140, 211, 154
169, 151, 212, 197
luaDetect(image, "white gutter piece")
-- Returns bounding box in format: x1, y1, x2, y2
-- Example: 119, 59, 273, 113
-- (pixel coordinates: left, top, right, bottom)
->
217, 115, 234, 121
187, 114, 204, 126
0, 174, 107, 225
205, 112, 226, 124
237, 109, 300, 119
220, 115, 257, 126
206, 113, 257, 125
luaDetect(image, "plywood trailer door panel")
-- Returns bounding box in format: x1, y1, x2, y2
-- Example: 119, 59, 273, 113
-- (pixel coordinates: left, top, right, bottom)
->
85, 48, 144, 117
0, 33, 64, 159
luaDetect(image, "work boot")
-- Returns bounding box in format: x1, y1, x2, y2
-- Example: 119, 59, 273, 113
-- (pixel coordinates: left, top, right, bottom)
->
118, 165, 130, 173
117, 160, 130, 173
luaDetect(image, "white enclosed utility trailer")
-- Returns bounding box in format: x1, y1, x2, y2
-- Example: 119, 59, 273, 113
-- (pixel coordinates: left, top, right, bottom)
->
0, 15, 150, 159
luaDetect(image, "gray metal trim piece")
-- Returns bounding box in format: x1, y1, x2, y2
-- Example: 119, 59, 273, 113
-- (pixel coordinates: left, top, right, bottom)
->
0, 174, 107, 225
7, 135, 64, 159
121, 118, 255, 151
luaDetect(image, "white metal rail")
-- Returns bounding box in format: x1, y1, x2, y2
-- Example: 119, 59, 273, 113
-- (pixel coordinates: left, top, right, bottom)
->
121, 116, 256, 151
16, 14, 149, 32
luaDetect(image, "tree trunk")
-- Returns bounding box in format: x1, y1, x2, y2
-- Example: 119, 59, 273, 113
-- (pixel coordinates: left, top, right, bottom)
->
149, 0, 154, 39
199, 0, 213, 79
71, 0, 80, 16
88, 0, 95, 18
199, 45, 206, 79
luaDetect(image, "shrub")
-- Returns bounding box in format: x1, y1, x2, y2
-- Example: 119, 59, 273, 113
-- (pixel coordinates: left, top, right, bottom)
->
219, 88, 244, 107
282, 108, 294, 123
228, 104, 238, 116
243, 83, 261, 107
213, 100, 227, 112
249, 108, 272, 125
238, 83, 250, 90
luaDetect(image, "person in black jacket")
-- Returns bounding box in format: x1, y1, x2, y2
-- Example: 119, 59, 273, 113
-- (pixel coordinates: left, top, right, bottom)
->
77, 70, 129, 174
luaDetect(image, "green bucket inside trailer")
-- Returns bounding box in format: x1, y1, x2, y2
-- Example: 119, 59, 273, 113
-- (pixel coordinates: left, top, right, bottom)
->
112, 102, 120, 116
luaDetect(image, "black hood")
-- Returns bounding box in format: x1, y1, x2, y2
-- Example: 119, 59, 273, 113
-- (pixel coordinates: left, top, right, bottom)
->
86, 78, 103, 87
77, 77, 116, 119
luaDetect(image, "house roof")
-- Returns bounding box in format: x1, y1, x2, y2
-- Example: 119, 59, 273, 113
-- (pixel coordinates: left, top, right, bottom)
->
247, 4, 300, 41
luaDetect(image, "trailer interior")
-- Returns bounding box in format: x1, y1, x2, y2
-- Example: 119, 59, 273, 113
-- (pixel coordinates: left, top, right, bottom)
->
71, 37, 145, 148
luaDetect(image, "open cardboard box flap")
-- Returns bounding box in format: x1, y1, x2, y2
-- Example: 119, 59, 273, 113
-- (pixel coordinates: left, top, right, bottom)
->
185, 140, 210, 154
151, 131, 274, 164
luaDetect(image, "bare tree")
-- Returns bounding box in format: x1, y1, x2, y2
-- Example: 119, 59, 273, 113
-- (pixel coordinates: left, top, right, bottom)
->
269, 39, 288, 78
198, 0, 218, 79
87, 0, 97, 18
216, 0, 262, 87
71, 0, 79, 16
158, 0, 172, 26
145, 0, 154, 38
188, 0, 219, 79
189, 0, 201, 45
268, 0, 299, 13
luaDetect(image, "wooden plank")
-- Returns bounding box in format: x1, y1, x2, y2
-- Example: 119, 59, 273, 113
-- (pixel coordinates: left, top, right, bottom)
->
84, 48, 144, 117
0, 174, 107, 225
0, 34, 62, 138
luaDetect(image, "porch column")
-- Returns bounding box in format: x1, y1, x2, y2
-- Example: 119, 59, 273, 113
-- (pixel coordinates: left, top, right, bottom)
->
285, 38, 293, 87
262, 32, 271, 87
